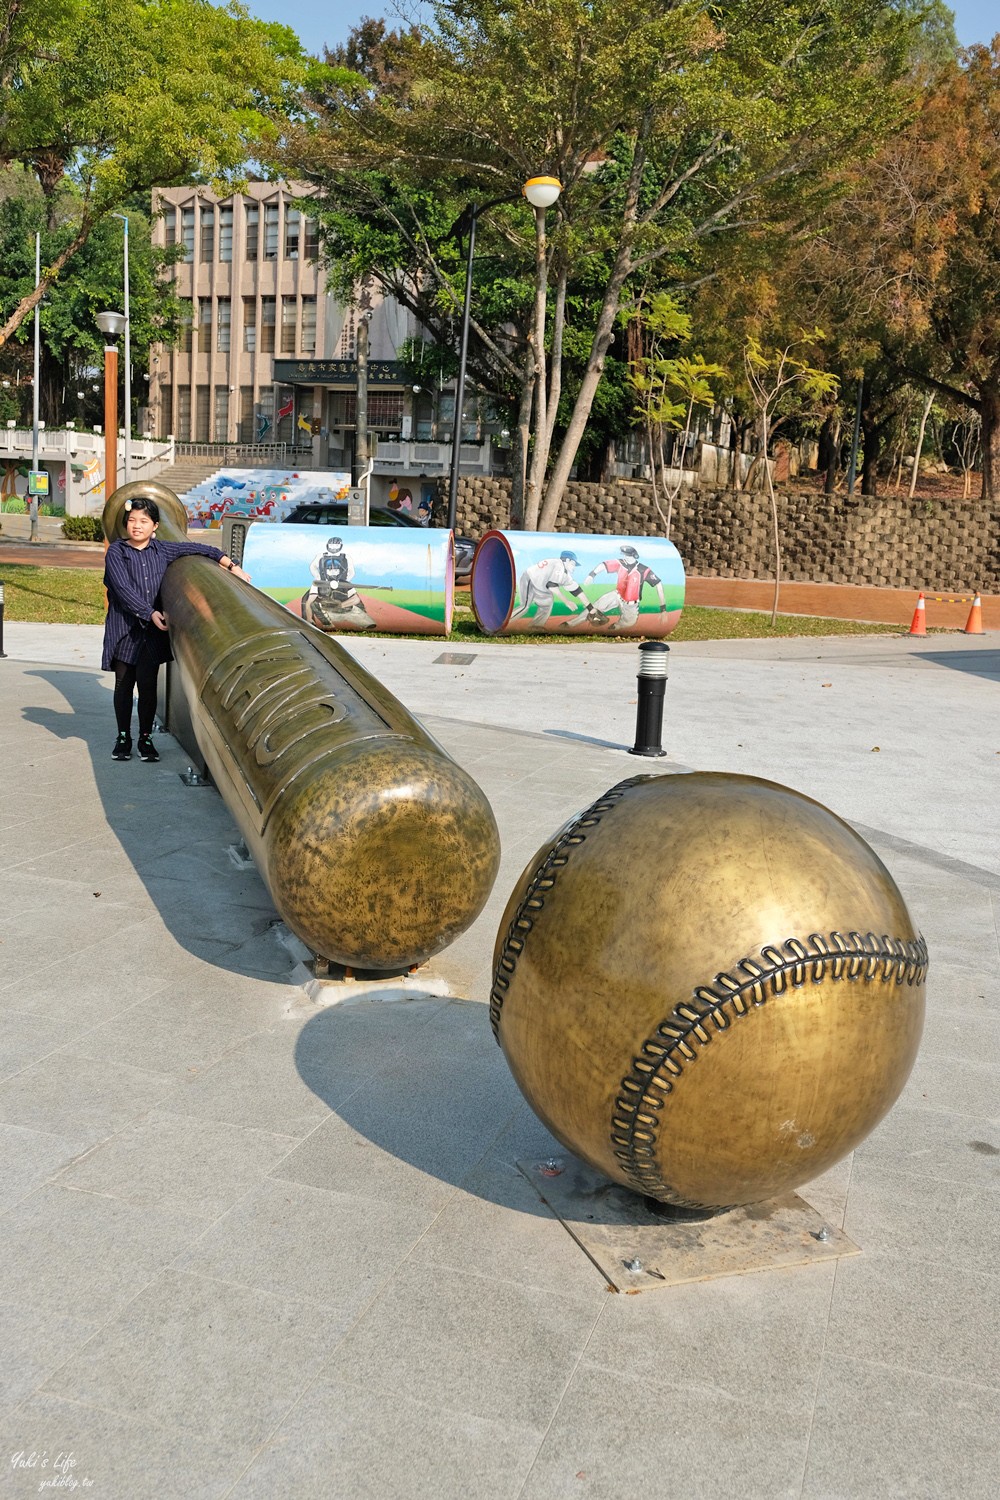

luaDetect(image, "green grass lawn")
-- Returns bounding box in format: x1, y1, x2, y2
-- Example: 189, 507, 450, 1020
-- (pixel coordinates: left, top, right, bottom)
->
0, 563, 914, 640
0, 564, 106, 624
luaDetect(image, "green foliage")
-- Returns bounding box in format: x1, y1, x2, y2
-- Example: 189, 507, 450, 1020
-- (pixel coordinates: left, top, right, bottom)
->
0, 0, 308, 344
0, 173, 187, 424
61, 515, 104, 540
288, 0, 925, 522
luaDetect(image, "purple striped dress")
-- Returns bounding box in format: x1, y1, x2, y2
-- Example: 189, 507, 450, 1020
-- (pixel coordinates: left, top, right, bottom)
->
102, 537, 223, 671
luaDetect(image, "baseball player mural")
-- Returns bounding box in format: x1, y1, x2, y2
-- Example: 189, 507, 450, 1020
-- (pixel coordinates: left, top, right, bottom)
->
470, 529, 685, 637
509, 551, 597, 628
304, 537, 376, 632
580, 544, 669, 630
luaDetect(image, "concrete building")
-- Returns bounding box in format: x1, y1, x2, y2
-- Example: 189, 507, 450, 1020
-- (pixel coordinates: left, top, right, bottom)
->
149, 182, 500, 499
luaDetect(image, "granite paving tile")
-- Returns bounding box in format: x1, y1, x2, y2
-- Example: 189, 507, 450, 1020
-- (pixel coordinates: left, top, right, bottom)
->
518, 1357, 814, 1500
2, 1392, 248, 1500
42, 1269, 348, 1448
229, 1375, 542, 1500
826, 1252, 1000, 1389
0, 1302, 98, 1420
175, 1176, 435, 1312
55, 1110, 300, 1218
0, 1185, 208, 1322
801, 1352, 1000, 1498
0, 1048, 175, 1150
321, 1260, 602, 1430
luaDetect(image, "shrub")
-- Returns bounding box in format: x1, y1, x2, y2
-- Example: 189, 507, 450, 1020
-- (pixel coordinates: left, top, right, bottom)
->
1, 496, 26, 513
61, 515, 105, 541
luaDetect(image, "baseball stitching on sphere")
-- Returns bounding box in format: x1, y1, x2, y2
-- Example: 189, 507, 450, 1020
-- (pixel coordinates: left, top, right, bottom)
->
489, 776, 647, 1039
610, 930, 929, 1200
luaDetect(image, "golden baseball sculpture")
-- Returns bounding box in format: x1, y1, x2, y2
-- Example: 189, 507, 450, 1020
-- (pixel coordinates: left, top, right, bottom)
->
491, 773, 927, 1211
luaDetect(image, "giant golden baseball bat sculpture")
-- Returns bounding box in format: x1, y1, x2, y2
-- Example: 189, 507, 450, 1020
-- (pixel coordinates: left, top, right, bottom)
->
103, 483, 500, 970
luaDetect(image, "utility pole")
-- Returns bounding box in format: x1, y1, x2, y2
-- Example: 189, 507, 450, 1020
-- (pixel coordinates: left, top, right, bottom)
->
29, 233, 40, 543
112, 214, 132, 482
355, 312, 370, 486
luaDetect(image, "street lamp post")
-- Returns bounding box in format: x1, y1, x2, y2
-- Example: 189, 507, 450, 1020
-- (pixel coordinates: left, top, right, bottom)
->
29, 232, 40, 543
111, 214, 131, 482
96, 311, 126, 500
446, 175, 562, 534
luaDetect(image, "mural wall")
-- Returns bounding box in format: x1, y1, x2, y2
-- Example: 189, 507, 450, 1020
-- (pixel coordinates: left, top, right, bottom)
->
184, 469, 352, 526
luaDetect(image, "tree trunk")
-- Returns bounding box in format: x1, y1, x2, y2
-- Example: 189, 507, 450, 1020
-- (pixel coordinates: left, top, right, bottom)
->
537, 260, 631, 531
511, 344, 534, 528
819, 413, 839, 494
860, 414, 881, 496
0, 216, 92, 349
908, 390, 934, 499
980, 383, 1000, 503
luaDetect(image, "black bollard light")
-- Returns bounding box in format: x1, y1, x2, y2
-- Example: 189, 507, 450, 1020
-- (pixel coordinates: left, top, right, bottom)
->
0, 581, 6, 658
629, 640, 669, 757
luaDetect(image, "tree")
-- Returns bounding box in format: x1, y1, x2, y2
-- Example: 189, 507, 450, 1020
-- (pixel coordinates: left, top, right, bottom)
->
742, 331, 838, 622
627, 293, 725, 534
0, 170, 187, 428
287, 0, 917, 529
0, 0, 308, 348
803, 40, 1000, 499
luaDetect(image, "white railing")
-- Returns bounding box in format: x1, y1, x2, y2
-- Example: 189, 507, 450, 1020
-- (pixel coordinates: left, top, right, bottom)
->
374, 438, 493, 475
0, 427, 174, 471
175, 441, 292, 465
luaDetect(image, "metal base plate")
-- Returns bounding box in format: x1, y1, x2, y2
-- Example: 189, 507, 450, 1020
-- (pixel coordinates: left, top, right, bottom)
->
517, 1157, 859, 1292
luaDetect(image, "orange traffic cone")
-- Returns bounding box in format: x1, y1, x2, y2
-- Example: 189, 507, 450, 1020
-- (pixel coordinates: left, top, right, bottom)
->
908, 592, 927, 637
964, 592, 984, 635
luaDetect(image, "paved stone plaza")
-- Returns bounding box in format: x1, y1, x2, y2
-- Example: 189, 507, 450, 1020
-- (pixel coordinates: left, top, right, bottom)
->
1, 622, 998, 1498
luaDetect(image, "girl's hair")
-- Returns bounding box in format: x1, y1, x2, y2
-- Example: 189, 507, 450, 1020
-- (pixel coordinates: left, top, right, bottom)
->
124, 496, 160, 523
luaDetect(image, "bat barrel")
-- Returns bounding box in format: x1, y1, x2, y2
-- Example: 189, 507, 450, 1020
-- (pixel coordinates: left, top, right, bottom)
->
103, 483, 500, 969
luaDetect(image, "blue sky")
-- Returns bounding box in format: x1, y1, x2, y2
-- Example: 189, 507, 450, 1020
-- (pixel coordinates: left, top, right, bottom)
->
250, 0, 995, 56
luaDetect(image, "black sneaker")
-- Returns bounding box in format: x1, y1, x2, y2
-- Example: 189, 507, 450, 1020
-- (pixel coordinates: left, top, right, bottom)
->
112, 732, 132, 761
137, 734, 159, 763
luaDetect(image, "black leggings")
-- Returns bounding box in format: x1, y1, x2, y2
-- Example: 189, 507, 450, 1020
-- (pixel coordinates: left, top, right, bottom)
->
112, 651, 160, 736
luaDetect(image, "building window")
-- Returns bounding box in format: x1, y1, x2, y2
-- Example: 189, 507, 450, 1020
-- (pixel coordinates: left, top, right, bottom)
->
198, 297, 212, 350
328, 391, 404, 430
245, 201, 259, 261
284, 212, 300, 260
195, 385, 210, 442
176, 387, 191, 440
414, 395, 433, 442
200, 205, 215, 261
219, 204, 233, 263
263, 202, 279, 260
213, 387, 229, 443
242, 298, 256, 353
180, 315, 193, 353
369, 391, 404, 429
301, 296, 317, 354
181, 207, 195, 262
280, 296, 297, 354
260, 296, 276, 353
160, 386, 173, 438
163, 207, 177, 247
217, 299, 231, 353
239, 386, 254, 441
461, 393, 479, 442
303, 217, 319, 260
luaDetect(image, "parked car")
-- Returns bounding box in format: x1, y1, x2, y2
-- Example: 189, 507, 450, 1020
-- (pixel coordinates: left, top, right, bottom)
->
282, 502, 476, 582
